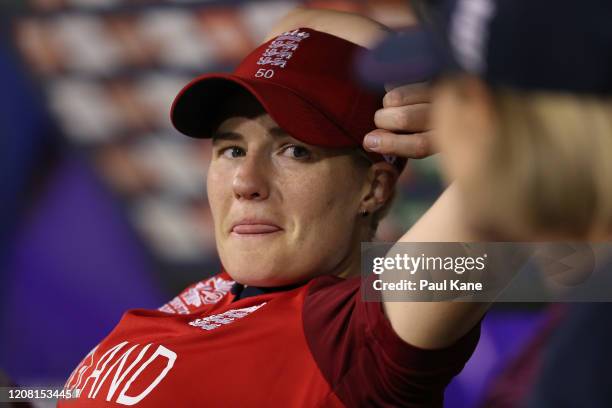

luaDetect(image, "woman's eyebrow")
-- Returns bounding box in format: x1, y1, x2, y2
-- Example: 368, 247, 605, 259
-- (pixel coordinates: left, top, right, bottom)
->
269, 127, 291, 139
212, 127, 290, 142
212, 131, 243, 143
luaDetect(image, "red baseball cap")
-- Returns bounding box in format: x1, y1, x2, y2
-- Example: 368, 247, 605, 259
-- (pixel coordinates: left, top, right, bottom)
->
171, 28, 404, 170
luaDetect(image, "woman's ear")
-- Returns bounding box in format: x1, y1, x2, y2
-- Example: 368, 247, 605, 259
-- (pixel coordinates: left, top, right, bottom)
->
432, 75, 496, 185
435, 75, 495, 140
462, 76, 496, 136
361, 162, 398, 213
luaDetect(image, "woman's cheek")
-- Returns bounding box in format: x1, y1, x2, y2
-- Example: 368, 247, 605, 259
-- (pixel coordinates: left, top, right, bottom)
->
206, 163, 233, 232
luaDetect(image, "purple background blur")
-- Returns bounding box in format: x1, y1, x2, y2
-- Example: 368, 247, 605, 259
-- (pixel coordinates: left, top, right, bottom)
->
0, 1, 545, 407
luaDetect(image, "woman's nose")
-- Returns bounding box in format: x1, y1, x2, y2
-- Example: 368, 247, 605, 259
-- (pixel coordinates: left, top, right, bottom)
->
232, 155, 270, 201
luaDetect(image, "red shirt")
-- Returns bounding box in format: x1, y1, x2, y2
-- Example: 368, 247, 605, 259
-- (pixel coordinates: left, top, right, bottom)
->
60, 272, 480, 407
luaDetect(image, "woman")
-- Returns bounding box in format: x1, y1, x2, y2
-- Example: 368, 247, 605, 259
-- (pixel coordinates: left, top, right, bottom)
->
363, 0, 612, 241
59, 10, 485, 408
360, 1, 612, 407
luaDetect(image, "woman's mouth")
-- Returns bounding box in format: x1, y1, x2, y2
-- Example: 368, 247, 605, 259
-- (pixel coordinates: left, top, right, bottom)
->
231, 220, 282, 235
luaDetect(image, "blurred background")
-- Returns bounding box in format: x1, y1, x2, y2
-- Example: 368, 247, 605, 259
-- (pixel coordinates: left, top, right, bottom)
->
0, 0, 546, 406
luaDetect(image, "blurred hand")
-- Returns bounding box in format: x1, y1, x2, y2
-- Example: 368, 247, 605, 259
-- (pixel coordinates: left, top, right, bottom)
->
363, 82, 436, 159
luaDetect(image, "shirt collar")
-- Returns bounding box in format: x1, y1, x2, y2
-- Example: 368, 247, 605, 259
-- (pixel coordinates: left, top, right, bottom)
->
230, 281, 306, 301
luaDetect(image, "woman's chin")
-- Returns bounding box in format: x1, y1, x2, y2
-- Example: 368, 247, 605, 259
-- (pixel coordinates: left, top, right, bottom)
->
219, 237, 317, 287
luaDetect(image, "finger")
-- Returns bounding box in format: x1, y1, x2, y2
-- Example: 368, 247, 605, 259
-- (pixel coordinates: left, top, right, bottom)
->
383, 82, 431, 108
363, 130, 437, 159
374, 104, 430, 133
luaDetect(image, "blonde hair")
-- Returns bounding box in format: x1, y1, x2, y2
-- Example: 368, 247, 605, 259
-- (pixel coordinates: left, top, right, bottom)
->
470, 89, 612, 238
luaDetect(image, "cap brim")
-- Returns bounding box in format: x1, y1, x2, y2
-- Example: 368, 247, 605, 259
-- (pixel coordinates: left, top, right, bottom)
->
170, 74, 358, 148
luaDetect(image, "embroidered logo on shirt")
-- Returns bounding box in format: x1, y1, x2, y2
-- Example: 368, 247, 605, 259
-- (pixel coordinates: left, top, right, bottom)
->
188, 303, 267, 331
158, 276, 235, 314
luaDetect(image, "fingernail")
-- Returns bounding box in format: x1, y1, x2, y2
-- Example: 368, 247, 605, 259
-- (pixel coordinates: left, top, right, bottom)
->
364, 134, 380, 149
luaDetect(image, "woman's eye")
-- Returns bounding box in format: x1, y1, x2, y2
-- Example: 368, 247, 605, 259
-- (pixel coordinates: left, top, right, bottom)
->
282, 145, 311, 159
221, 146, 245, 158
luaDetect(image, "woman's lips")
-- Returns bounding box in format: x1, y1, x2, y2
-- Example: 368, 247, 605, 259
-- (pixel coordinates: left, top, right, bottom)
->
231, 224, 282, 235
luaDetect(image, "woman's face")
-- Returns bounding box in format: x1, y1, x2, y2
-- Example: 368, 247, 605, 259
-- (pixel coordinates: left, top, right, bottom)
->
207, 109, 371, 286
